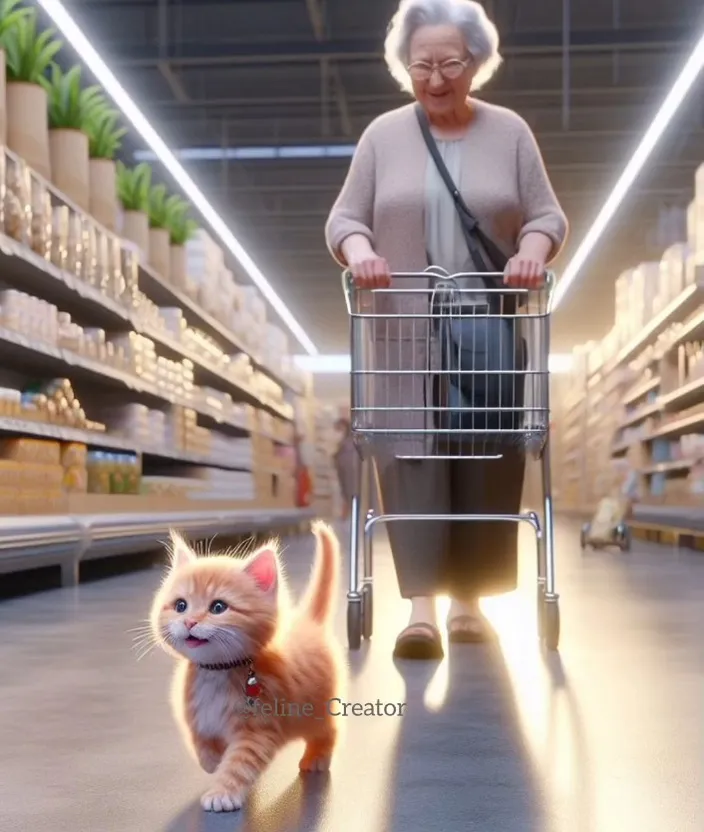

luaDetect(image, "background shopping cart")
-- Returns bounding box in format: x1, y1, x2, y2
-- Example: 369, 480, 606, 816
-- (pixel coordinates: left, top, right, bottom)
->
343, 268, 560, 651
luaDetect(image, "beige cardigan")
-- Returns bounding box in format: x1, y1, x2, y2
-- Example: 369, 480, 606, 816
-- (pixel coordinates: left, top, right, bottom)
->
325, 100, 568, 455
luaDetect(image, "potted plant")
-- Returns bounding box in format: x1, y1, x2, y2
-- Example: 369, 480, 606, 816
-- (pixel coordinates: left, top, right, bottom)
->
116, 161, 151, 256
147, 183, 180, 278
0, 0, 33, 146
42, 64, 103, 210
4, 10, 62, 178
85, 98, 127, 230
166, 197, 198, 289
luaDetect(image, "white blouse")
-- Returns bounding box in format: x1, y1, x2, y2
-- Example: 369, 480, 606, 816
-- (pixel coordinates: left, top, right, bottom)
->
424, 137, 486, 302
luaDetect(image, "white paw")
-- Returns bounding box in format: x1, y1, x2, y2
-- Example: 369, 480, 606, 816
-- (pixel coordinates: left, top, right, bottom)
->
201, 788, 243, 812
299, 754, 331, 773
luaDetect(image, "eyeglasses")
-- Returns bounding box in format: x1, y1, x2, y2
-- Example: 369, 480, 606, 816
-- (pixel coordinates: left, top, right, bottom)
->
407, 58, 470, 81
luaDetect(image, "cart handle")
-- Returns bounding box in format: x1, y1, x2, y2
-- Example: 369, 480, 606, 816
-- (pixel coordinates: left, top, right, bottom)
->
342, 268, 556, 307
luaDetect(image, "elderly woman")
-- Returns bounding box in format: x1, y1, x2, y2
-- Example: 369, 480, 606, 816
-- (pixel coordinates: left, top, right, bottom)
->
325, 0, 567, 660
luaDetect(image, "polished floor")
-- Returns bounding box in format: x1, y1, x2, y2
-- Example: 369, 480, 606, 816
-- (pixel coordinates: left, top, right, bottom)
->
0, 519, 702, 832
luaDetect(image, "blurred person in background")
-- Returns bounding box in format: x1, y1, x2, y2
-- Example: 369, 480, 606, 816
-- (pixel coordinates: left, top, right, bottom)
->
325, 0, 567, 659
294, 433, 313, 508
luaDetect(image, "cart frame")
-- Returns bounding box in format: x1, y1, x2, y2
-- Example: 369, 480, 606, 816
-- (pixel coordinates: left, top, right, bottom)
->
342, 268, 560, 651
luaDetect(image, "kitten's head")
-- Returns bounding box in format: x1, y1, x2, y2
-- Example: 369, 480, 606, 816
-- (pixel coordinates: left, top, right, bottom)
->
150, 531, 281, 665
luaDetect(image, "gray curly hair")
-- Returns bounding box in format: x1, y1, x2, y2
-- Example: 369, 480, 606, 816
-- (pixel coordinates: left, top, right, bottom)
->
384, 0, 502, 93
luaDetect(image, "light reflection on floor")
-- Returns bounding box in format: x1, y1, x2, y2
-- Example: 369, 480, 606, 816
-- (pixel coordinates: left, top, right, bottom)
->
2, 520, 703, 832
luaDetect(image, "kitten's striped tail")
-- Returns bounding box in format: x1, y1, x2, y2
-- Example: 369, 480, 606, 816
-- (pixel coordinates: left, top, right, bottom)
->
301, 521, 340, 625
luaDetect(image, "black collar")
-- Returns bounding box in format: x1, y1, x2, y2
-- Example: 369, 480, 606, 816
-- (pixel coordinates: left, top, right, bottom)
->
198, 657, 252, 672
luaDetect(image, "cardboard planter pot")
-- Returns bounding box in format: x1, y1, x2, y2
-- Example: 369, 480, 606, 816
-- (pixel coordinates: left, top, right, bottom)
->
170, 244, 186, 288
89, 158, 117, 231
148, 227, 170, 278
0, 50, 7, 147
49, 129, 90, 210
6, 82, 50, 178
121, 210, 149, 258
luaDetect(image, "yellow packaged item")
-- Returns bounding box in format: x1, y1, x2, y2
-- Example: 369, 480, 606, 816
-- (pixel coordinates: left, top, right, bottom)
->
0, 438, 61, 465
61, 442, 87, 469
63, 465, 88, 494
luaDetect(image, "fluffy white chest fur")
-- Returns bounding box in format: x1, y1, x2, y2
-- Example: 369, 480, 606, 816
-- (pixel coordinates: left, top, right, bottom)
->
192, 670, 236, 738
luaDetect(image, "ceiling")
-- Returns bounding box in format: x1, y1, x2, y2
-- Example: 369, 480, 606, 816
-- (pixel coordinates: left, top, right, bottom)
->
61, 0, 704, 354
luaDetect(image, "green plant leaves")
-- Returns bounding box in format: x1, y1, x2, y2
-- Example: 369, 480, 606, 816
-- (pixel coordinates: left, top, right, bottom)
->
167, 197, 199, 245
85, 98, 127, 159
116, 162, 152, 212
148, 182, 170, 228
117, 165, 198, 241
3, 10, 62, 84
0, 0, 33, 39
41, 63, 105, 130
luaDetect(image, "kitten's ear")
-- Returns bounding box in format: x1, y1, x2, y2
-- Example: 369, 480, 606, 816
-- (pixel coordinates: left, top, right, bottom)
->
168, 530, 196, 570
244, 546, 278, 594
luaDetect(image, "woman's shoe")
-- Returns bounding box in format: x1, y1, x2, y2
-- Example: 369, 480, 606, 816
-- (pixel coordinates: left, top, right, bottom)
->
393, 623, 444, 660
447, 614, 493, 644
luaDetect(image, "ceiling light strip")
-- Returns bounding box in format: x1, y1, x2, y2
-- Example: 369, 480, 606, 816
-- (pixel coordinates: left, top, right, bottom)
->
552, 28, 704, 311
37, 0, 318, 356
294, 353, 574, 374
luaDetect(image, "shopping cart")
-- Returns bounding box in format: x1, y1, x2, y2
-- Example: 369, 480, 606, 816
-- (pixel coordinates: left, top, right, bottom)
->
343, 268, 560, 651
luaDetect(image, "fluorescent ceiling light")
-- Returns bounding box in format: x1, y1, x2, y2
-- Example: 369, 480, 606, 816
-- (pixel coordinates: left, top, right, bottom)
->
552, 27, 704, 311
548, 353, 573, 374
37, 0, 318, 356
294, 354, 351, 374
134, 145, 357, 163
295, 353, 573, 374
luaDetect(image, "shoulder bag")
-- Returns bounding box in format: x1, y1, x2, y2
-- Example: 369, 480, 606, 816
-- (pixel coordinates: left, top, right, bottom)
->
415, 104, 526, 437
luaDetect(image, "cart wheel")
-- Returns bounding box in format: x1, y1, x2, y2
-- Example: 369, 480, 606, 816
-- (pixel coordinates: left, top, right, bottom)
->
542, 599, 560, 651
362, 583, 373, 640
617, 524, 631, 552
347, 600, 362, 650
580, 523, 590, 549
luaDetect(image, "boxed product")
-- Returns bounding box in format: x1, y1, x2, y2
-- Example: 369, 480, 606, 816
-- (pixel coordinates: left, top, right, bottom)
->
159, 307, 187, 341
240, 287, 266, 326
695, 163, 704, 204
0, 289, 59, 345
0, 437, 61, 465
687, 199, 704, 259
660, 244, 689, 302
614, 269, 635, 339
20, 462, 64, 490
633, 262, 661, 322
0, 387, 21, 417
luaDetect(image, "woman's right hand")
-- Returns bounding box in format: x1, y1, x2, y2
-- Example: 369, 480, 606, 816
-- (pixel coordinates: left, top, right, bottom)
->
342, 235, 391, 288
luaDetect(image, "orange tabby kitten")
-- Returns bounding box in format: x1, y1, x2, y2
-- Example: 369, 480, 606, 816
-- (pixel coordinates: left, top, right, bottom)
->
150, 522, 344, 813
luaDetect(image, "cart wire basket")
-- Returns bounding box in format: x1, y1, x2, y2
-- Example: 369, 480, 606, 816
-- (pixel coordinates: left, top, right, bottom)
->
342, 267, 560, 651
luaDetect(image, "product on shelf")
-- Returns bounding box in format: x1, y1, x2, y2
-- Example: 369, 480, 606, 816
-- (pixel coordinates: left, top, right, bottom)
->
0, 115, 305, 518
86, 451, 141, 494
555, 159, 704, 513
4, 154, 30, 245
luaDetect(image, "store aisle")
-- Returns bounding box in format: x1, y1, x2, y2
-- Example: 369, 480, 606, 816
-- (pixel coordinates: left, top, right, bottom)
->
1, 520, 703, 832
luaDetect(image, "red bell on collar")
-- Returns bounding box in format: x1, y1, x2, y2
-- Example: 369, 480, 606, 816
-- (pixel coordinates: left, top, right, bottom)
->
245, 670, 262, 699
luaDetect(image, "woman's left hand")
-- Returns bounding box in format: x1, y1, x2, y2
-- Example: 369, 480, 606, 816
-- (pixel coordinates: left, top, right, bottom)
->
503, 255, 546, 288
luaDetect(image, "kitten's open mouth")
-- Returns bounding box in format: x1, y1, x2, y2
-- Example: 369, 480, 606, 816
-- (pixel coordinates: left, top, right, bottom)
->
185, 636, 209, 647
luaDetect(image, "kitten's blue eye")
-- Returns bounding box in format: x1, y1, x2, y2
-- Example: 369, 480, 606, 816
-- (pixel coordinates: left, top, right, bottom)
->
209, 600, 228, 614
174, 599, 188, 613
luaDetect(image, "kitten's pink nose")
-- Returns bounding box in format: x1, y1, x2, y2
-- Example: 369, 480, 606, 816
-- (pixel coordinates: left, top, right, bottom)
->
185, 619, 198, 631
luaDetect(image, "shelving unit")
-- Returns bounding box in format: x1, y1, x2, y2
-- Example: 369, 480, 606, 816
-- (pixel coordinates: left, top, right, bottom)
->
554, 162, 704, 525
0, 144, 313, 573
0, 507, 313, 587
312, 406, 343, 518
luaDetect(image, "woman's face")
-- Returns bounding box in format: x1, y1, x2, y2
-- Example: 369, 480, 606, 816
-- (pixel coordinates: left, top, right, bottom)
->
408, 24, 475, 117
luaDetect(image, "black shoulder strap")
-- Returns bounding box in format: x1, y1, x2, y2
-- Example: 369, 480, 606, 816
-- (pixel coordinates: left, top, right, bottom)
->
414, 103, 509, 275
